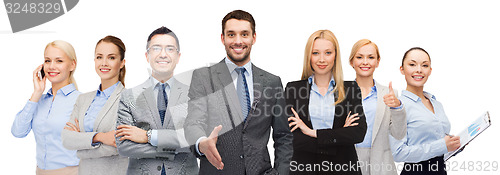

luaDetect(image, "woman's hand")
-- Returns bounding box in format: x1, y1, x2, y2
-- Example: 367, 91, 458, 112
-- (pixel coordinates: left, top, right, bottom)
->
93, 130, 117, 147
64, 118, 80, 132
343, 111, 360, 127
288, 107, 316, 138
383, 82, 401, 108
30, 64, 46, 102
445, 135, 461, 152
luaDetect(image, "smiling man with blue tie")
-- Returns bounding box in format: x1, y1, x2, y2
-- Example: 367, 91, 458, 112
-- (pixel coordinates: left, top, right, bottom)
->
115, 26, 198, 175
184, 10, 293, 175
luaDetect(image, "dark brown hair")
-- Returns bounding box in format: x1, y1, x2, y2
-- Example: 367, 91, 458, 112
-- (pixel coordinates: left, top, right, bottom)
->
402, 47, 431, 67
96, 35, 126, 87
222, 10, 255, 35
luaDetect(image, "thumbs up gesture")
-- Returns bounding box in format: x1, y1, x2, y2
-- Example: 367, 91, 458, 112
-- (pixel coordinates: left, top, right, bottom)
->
383, 82, 401, 108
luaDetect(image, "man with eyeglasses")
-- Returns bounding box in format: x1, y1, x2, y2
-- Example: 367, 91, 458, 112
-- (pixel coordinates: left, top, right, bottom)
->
115, 26, 198, 175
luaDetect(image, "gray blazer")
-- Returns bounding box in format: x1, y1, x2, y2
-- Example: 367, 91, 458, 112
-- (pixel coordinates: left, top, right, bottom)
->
355, 81, 407, 175
61, 83, 128, 175
116, 76, 198, 175
184, 60, 293, 175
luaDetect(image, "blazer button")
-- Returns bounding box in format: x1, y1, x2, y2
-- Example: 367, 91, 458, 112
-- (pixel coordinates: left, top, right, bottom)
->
240, 155, 244, 159
157, 166, 162, 171
333, 139, 337, 143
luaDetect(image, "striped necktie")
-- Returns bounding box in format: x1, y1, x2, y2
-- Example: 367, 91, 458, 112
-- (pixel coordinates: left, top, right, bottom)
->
235, 67, 250, 121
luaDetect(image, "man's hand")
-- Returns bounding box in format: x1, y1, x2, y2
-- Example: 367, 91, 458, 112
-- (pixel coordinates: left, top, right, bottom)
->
116, 125, 148, 143
199, 125, 224, 170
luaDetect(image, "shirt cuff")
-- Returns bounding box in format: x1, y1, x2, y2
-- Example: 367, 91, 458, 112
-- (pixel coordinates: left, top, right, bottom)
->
390, 100, 403, 110
150, 130, 159, 146
195, 136, 208, 156
91, 133, 101, 147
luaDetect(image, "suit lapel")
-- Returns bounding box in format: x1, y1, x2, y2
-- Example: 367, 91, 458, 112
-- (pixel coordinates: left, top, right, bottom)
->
139, 77, 163, 129
372, 81, 386, 144
213, 61, 244, 127
302, 80, 314, 128
93, 83, 124, 131
167, 78, 183, 129
80, 92, 96, 132
244, 64, 264, 129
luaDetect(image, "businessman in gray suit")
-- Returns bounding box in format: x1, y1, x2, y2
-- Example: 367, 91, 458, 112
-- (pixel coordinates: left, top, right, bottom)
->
184, 10, 293, 175
115, 26, 198, 175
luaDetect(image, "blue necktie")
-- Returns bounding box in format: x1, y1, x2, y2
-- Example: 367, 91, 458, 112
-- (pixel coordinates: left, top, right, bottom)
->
161, 165, 166, 175
236, 67, 250, 121
157, 83, 168, 125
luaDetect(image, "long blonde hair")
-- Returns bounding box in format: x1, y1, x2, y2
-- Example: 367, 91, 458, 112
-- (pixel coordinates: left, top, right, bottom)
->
301, 30, 345, 105
45, 40, 78, 90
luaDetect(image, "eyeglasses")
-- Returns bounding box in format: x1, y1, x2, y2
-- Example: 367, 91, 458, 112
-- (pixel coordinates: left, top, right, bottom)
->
147, 45, 178, 55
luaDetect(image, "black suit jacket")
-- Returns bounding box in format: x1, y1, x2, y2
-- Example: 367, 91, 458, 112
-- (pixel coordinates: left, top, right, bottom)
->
285, 80, 366, 175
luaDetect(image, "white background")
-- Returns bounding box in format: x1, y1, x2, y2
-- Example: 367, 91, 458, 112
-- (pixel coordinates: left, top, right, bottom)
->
0, 0, 499, 174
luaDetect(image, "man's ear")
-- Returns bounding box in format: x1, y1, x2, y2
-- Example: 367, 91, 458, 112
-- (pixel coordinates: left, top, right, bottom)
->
221, 33, 225, 45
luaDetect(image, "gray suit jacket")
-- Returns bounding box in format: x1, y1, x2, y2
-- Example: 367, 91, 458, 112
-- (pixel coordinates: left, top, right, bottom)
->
61, 83, 128, 175
116, 77, 198, 175
184, 60, 293, 175
356, 81, 407, 175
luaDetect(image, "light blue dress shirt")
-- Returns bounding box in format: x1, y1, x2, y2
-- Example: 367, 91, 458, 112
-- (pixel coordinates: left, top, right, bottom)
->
11, 84, 80, 170
150, 77, 173, 146
356, 84, 377, 148
389, 90, 450, 163
83, 82, 119, 132
307, 75, 335, 130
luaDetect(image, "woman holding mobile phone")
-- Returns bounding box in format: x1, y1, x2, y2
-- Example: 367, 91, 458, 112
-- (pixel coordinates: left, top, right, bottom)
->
12, 40, 80, 175
61, 35, 128, 175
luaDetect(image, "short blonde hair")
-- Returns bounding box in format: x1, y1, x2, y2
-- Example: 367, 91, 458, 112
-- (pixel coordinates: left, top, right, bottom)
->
348, 39, 380, 64
301, 30, 345, 105
45, 40, 78, 90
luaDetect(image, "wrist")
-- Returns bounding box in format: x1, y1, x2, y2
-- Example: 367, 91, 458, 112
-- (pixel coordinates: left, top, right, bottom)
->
92, 133, 101, 143
146, 129, 152, 143
30, 93, 42, 102
306, 128, 317, 138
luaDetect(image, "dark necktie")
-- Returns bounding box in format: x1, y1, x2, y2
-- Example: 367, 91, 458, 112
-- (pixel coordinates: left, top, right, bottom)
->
235, 67, 250, 121
157, 83, 168, 125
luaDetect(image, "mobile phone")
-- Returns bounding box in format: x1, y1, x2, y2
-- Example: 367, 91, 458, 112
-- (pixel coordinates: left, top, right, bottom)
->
40, 66, 45, 79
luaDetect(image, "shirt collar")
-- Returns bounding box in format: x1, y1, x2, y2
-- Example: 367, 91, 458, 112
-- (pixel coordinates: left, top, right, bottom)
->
47, 83, 76, 96
308, 74, 336, 92
402, 90, 436, 102
97, 82, 120, 98
225, 57, 252, 75
152, 76, 174, 90
354, 79, 377, 92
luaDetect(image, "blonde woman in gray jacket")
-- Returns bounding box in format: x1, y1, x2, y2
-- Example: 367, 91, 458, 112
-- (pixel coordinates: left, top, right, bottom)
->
348, 39, 407, 175
61, 35, 128, 175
